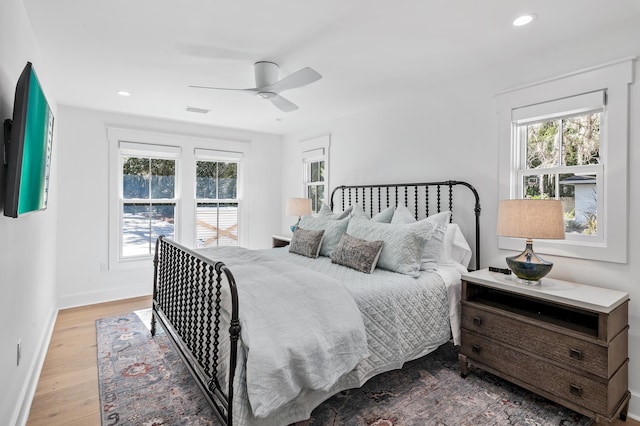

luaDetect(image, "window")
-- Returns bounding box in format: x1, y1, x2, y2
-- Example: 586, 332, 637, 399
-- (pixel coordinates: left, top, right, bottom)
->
497, 59, 632, 263
122, 156, 177, 257
115, 142, 180, 261
512, 91, 604, 242
108, 127, 248, 270
304, 158, 325, 213
195, 149, 242, 248
301, 135, 330, 213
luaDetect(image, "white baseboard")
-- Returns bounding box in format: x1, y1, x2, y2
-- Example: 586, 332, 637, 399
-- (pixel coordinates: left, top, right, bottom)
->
628, 391, 639, 421
11, 306, 58, 426
57, 283, 151, 310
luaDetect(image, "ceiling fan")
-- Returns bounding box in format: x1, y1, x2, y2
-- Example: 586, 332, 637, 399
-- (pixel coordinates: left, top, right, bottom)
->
189, 61, 322, 112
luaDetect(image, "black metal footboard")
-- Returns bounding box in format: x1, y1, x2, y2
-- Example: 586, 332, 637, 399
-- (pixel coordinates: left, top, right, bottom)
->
151, 236, 240, 426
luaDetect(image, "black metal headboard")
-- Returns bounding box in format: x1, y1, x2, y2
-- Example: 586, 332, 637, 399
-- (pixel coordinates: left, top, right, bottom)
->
330, 180, 481, 271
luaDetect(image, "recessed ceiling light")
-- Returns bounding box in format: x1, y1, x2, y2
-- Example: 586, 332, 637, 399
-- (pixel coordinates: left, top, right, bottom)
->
117, 91, 131, 96
513, 14, 536, 26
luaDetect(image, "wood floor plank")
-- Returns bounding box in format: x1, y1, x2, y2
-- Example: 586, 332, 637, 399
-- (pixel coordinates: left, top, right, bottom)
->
27, 296, 151, 426
26, 295, 638, 426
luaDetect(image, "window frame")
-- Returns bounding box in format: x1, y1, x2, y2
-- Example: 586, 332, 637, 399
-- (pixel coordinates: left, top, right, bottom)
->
497, 58, 633, 263
119, 148, 180, 260
107, 127, 249, 271
301, 135, 330, 213
513, 108, 604, 244
194, 148, 243, 248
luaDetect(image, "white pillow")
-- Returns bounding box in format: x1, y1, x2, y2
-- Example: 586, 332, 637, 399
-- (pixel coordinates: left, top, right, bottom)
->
390, 204, 416, 224
439, 223, 472, 268
346, 217, 435, 277
351, 203, 395, 223
392, 206, 451, 270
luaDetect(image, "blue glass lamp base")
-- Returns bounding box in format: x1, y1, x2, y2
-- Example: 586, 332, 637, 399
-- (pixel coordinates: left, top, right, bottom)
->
505, 241, 553, 285
290, 217, 301, 233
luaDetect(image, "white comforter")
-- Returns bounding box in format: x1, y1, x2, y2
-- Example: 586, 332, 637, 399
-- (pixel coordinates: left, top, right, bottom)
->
197, 246, 459, 425
197, 247, 369, 418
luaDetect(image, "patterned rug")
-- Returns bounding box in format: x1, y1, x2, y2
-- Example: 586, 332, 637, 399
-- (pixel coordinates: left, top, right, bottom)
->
97, 310, 592, 425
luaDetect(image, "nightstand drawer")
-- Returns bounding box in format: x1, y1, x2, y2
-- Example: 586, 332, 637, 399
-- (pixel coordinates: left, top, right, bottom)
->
461, 304, 627, 379
461, 330, 628, 417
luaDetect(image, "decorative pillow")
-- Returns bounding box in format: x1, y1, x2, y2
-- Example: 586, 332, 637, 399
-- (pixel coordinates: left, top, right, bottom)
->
346, 217, 435, 277
350, 203, 395, 223
317, 203, 352, 220
392, 206, 451, 271
331, 233, 384, 274
298, 215, 349, 257
289, 227, 325, 259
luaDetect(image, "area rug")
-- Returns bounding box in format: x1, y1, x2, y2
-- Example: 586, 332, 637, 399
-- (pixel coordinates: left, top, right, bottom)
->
97, 310, 592, 425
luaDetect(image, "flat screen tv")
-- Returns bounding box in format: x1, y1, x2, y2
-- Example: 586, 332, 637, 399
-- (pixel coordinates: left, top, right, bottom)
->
3, 62, 54, 218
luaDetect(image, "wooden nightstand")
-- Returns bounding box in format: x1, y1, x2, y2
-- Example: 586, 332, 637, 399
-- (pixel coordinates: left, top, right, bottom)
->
459, 269, 630, 423
272, 235, 291, 248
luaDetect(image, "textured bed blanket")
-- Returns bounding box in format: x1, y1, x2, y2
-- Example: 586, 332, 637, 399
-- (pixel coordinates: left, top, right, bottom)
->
197, 246, 369, 418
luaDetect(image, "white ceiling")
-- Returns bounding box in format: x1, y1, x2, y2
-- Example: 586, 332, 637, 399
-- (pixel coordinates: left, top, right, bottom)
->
22, 0, 640, 135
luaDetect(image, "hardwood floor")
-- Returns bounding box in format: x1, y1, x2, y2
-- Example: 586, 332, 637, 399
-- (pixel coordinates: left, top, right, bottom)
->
26, 296, 637, 426
26, 296, 152, 426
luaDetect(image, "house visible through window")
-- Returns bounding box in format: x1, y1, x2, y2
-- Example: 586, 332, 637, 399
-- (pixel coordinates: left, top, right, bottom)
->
196, 160, 239, 247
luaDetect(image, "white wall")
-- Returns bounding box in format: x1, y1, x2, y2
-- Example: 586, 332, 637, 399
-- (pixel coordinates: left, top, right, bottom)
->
281, 28, 640, 419
0, 0, 59, 424
55, 106, 283, 309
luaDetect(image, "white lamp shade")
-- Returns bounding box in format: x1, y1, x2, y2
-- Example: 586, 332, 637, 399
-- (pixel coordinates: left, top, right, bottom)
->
285, 197, 312, 217
497, 199, 565, 240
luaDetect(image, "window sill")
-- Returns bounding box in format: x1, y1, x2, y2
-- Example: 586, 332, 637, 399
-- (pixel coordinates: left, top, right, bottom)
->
498, 236, 626, 264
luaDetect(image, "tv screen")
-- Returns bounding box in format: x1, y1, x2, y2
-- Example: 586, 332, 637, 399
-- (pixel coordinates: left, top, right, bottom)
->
3, 62, 54, 218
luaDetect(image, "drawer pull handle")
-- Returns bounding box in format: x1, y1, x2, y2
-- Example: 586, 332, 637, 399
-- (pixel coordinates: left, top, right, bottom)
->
472, 344, 481, 354
570, 384, 582, 397
570, 348, 583, 360
473, 317, 482, 326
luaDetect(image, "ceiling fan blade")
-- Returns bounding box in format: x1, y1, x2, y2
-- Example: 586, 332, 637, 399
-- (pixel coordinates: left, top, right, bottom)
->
189, 85, 257, 92
266, 67, 322, 93
269, 94, 299, 112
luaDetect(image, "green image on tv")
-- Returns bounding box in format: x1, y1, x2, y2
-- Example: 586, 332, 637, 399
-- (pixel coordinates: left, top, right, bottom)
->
18, 69, 54, 215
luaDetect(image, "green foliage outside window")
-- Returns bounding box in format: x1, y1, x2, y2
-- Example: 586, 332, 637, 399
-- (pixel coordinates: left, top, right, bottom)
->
521, 113, 600, 236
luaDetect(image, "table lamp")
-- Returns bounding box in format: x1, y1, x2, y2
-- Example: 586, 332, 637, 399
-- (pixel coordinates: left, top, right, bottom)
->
497, 199, 565, 284
285, 197, 312, 232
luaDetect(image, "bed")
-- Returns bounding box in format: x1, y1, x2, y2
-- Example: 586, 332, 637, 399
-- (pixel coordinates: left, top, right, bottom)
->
151, 180, 481, 426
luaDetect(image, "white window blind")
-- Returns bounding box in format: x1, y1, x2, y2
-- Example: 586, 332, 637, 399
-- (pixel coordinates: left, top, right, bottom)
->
511, 90, 605, 124
119, 141, 181, 158
194, 148, 244, 161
